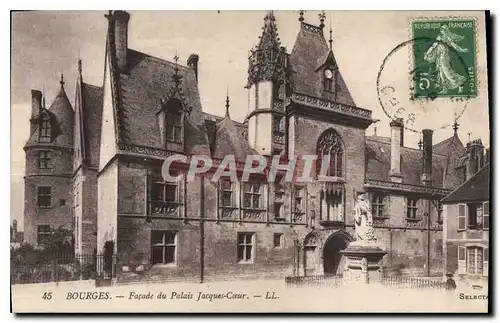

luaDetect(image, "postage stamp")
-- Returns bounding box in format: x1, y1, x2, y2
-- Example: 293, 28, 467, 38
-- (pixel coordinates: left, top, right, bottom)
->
410, 18, 477, 99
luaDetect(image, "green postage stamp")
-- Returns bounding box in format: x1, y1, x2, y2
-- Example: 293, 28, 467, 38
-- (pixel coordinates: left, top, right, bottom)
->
411, 18, 477, 99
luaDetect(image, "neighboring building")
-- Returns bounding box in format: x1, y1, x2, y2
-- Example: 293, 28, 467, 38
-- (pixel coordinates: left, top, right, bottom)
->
23, 62, 102, 255
10, 220, 24, 249
22, 11, 489, 282
442, 159, 489, 282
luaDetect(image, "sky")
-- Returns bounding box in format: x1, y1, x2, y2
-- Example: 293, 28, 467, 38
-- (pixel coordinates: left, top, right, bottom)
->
10, 10, 490, 230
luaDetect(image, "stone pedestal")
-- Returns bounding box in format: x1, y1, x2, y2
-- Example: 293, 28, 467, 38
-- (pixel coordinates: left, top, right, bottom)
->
340, 241, 387, 284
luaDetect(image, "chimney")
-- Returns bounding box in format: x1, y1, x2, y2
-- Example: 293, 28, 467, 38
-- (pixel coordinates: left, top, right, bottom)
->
187, 54, 199, 82
108, 11, 130, 71
466, 139, 484, 179
389, 118, 404, 182
485, 148, 490, 165
30, 90, 43, 134
421, 129, 433, 186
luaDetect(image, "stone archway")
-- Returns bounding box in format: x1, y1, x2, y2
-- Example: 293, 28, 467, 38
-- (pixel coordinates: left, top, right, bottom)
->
322, 231, 352, 276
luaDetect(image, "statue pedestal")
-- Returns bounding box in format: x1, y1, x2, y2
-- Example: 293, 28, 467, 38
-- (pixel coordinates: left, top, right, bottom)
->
340, 241, 387, 284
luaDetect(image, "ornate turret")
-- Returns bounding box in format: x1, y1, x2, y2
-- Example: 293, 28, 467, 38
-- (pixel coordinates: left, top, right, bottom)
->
246, 11, 288, 156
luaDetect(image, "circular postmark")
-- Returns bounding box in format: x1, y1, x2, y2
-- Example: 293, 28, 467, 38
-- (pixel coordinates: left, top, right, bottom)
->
376, 36, 474, 134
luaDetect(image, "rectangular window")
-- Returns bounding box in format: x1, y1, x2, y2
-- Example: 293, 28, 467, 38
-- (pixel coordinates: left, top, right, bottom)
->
149, 171, 180, 216
237, 232, 255, 263
37, 225, 51, 245
467, 203, 483, 229
219, 179, 235, 208
458, 203, 466, 230
243, 183, 262, 210
37, 186, 52, 208
466, 246, 483, 275
273, 233, 283, 248
483, 201, 489, 230
371, 192, 385, 218
151, 231, 177, 265
166, 112, 183, 143
38, 151, 51, 169
39, 118, 51, 142
406, 198, 419, 219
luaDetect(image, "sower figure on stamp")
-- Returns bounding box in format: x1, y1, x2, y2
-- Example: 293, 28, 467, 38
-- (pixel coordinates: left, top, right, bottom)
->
424, 25, 469, 94
352, 189, 376, 244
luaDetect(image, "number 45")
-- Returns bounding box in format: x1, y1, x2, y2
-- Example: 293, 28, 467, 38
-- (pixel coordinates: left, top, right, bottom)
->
42, 292, 52, 300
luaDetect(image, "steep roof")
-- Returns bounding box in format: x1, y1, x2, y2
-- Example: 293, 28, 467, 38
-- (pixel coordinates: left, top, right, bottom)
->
441, 164, 490, 203
114, 49, 210, 155
25, 80, 74, 148
289, 22, 355, 106
82, 83, 103, 167
365, 137, 463, 189
433, 133, 466, 156
212, 114, 257, 163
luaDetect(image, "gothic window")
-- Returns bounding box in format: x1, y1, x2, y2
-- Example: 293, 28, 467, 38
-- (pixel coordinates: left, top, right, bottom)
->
320, 189, 343, 221
39, 116, 51, 142
317, 129, 344, 177
293, 186, 305, 214
164, 99, 184, 144
273, 183, 285, 221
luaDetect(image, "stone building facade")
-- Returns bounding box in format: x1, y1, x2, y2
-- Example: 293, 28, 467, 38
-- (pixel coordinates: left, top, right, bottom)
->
24, 11, 488, 281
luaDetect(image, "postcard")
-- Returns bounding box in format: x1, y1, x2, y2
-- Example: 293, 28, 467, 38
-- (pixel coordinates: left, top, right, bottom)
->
10, 10, 490, 313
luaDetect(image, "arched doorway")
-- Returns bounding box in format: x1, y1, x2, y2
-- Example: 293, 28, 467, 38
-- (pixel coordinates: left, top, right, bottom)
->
323, 233, 350, 276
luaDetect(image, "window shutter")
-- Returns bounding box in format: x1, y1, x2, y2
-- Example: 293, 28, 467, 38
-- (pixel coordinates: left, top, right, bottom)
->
458, 246, 466, 274
458, 204, 466, 231
483, 247, 489, 277
483, 201, 489, 230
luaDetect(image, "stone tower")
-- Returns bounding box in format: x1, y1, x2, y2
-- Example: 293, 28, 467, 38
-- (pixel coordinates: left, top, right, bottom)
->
23, 76, 74, 247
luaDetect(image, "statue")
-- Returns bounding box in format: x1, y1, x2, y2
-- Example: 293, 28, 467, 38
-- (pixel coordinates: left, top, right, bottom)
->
352, 190, 376, 243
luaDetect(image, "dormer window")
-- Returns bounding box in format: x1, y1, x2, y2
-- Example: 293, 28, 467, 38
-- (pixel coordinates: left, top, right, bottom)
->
166, 105, 183, 143
323, 68, 335, 92
39, 116, 51, 142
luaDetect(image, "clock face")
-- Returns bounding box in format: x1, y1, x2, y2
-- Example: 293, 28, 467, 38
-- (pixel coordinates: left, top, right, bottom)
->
324, 69, 334, 79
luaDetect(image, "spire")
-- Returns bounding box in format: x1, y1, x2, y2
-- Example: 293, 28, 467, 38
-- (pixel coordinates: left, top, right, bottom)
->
328, 18, 333, 50
42, 84, 46, 110
78, 59, 82, 74
225, 87, 231, 119
60, 73, 65, 87
318, 11, 326, 29
418, 138, 423, 150
452, 114, 460, 135
171, 51, 183, 89
298, 10, 304, 22
258, 11, 280, 50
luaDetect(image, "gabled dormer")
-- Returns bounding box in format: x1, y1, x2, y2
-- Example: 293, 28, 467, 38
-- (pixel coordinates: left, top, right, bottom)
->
156, 58, 192, 153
